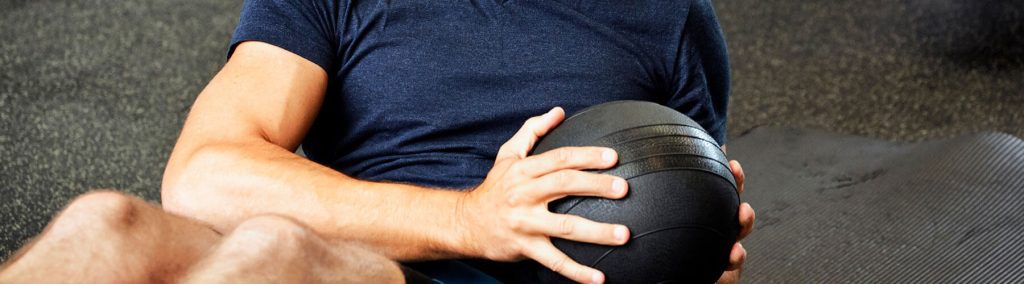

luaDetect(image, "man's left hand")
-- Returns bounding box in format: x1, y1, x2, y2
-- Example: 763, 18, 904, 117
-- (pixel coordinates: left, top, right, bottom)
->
717, 160, 756, 284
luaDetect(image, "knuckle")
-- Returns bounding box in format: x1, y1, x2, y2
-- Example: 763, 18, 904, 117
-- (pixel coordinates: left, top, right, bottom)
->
509, 162, 527, 177
557, 216, 576, 236
505, 215, 524, 231
505, 192, 517, 205
508, 241, 525, 256
551, 171, 572, 188
506, 191, 523, 206
550, 256, 568, 273
553, 148, 572, 165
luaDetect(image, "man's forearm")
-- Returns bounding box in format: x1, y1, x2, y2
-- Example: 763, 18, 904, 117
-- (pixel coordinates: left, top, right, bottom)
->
161, 139, 468, 261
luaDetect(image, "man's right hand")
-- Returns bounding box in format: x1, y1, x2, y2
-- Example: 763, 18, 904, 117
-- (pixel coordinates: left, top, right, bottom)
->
456, 107, 630, 284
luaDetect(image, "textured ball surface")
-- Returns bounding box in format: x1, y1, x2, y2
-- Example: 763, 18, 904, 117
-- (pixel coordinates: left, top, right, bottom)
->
530, 100, 740, 283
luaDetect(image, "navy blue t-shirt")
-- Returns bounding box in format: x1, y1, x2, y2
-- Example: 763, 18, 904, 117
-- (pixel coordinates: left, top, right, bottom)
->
229, 0, 731, 190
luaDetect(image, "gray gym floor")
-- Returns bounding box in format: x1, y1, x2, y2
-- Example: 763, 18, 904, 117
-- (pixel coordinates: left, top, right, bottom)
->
1, 0, 1022, 277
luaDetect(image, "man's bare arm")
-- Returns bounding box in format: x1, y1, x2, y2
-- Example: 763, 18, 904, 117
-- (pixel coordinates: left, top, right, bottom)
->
162, 41, 628, 283
162, 41, 465, 260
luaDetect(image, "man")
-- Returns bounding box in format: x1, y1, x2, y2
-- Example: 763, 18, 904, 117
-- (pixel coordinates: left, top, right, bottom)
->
0, 0, 755, 283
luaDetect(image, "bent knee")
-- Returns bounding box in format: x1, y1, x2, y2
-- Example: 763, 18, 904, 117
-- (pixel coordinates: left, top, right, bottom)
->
48, 191, 143, 236
222, 215, 315, 254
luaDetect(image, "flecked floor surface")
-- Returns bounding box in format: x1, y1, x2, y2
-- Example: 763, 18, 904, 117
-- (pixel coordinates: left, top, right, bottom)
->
1, 0, 1021, 269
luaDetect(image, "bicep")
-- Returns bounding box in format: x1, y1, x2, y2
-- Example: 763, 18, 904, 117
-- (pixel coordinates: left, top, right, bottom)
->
179, 41, 328, 151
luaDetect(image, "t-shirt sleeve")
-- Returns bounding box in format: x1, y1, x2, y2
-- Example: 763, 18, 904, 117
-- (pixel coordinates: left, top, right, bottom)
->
228, 0, 339, 72
665, 0, 731, 146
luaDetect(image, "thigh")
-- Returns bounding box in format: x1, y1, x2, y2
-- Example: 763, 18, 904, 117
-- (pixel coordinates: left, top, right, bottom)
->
0, 191, 222, 283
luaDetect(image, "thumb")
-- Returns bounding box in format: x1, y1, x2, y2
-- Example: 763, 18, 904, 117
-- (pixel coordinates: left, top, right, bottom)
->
496, 107, 565, 159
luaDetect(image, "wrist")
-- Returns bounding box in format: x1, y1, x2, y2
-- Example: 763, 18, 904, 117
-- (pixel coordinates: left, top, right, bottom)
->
445, 189, 476, 258
404, 186, 475, 259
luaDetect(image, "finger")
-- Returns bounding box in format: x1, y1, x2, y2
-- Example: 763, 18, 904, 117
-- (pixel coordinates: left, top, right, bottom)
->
725, 242, 746, 271
524, 241, 604, 284
519, 212, 629, 246
511, 170, 627, 204
729, 160, 745, 195
737, 203, 755, 241
497, 107, 565, 160
515, 147, 618, 178
716, 269, 740, 284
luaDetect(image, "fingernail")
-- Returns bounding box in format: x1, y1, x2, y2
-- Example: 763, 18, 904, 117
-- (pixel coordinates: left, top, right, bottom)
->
591, 272, 603, 284
601, 149, 615, 163
614, 226, 629, 242
612, 179, 626, 195
547, 107, 563, 117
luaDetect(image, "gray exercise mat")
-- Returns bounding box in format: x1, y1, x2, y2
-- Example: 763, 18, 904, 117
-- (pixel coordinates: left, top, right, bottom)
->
730, 128, 1024, 283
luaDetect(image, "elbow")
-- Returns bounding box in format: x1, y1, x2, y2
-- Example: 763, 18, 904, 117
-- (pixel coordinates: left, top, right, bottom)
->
160, 143, 252, 233
161, 175, 197, 219
160, 144, 223, 222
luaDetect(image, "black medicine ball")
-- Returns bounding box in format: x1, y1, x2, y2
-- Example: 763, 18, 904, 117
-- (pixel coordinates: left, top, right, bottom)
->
530, 100, 740, 283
